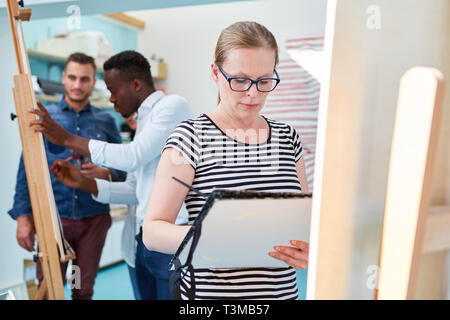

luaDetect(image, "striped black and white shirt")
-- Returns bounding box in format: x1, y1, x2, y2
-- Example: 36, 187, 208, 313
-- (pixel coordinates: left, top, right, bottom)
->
164, 114, 304, 300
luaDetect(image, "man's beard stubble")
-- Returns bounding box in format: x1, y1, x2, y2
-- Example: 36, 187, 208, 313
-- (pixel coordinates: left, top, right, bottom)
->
65, 90, 91, 104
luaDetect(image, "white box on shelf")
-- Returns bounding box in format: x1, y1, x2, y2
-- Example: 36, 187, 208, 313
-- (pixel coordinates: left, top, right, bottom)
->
36, 31, 114, 67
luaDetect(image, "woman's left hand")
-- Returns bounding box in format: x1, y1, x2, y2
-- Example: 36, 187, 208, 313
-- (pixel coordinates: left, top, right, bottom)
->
269, 240, 309, 269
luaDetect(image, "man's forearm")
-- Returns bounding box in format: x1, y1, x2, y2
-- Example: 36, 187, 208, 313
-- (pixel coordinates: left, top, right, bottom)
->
79, 178, 99, 197
65, 134, 91, 158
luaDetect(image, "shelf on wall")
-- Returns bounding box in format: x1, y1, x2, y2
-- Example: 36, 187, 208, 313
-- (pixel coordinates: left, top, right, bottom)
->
105, 13, 146, 29
28, 49, 104, 73
36, 93, 114, 109
28, 49, 167, 80
31, 46, 168, 109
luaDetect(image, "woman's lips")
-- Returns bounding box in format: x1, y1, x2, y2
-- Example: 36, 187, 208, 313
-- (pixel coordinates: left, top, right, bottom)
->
241, 103, 259, 108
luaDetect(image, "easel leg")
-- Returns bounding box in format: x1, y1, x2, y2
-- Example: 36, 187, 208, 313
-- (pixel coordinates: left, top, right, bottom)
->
35, 278, 47, 300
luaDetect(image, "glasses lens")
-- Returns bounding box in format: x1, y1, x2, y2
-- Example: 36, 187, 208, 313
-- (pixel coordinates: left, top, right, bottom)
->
230, 78, 252, 91
257, 79, 279, 92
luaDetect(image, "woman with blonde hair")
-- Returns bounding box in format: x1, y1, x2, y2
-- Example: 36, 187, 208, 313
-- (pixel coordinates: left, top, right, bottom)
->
143, 21, 310, 300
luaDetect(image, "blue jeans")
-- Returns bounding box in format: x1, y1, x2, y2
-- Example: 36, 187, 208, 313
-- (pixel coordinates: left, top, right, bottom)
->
135, 231, 174, 300
127, 265, 141, 300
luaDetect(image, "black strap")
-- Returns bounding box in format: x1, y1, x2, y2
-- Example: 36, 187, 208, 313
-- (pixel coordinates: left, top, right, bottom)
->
173, 224, 202, 300
185, 224, 202, 267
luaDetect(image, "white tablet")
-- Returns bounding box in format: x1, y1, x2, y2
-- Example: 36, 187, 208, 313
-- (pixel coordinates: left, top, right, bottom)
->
172, 189, 312, 269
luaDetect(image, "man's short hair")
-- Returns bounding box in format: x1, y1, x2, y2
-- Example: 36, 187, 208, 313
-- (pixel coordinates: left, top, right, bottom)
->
66, 52, 97, 74
103, 50, 154, 87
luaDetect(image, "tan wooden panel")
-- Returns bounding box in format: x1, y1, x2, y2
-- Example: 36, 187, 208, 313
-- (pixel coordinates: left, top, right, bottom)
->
12, 75, 65, 299
377, 67, 445, 300
106, 13, 145, 29
306, 0, 364, 299
423, 206, 450, 253
7, 0, 69, 299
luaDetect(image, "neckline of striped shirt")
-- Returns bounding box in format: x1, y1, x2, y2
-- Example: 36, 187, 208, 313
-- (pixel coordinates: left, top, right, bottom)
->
200, 113, 272, 146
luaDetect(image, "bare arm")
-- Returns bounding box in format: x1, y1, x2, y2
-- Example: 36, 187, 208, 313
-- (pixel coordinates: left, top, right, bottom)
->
296, 156, 310, 193
142, 148, 195, 254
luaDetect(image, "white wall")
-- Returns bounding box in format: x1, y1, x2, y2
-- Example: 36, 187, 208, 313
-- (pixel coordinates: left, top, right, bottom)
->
128, 0, 327, 117
0, 16, 30, 292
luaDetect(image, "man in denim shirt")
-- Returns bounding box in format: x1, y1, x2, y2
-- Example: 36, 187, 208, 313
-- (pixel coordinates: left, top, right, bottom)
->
8, 53, 126, 300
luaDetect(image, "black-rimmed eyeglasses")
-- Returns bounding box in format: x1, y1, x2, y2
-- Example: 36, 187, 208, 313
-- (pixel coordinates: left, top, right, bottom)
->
217, 65, 280, 92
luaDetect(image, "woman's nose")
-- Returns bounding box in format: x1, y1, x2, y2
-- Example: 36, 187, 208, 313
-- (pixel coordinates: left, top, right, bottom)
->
246, 83, 259, 97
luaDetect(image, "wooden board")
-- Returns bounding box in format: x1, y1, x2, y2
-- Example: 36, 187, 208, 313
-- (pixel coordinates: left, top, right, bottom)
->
423, 206, 450, 253
7, 0, 71, 300
376, 67, 445, 299
105, 13, 146, 29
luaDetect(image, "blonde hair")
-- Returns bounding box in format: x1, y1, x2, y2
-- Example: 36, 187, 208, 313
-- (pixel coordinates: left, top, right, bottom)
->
214, 21, 279, 103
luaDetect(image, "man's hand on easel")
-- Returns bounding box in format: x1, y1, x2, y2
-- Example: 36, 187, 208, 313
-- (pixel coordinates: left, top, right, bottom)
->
29, 101, 92, 159
29, 101, 72, 147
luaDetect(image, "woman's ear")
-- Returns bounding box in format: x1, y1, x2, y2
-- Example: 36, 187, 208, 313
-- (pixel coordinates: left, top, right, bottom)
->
211, 63, 219, 84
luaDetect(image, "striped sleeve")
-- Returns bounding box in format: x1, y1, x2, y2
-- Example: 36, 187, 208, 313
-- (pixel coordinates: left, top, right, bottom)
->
291, 126, 304, 162
163, 120, 200, 169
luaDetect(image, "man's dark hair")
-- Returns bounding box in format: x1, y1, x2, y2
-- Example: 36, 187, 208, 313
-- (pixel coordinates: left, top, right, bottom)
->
66, 52, 96, 73
103, 50, 154, 87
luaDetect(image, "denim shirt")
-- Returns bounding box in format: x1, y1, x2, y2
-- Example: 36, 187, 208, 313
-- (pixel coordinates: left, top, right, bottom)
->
8, 98, 126, 220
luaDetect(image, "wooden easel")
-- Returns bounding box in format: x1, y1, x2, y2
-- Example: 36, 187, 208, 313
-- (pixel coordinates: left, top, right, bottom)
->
305, 0, 449, 300
376, 67, 446, 299
6, 0, 75, 300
